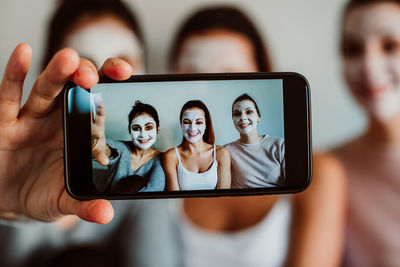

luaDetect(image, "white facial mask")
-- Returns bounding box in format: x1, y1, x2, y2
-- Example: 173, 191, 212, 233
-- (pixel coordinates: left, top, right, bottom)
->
63, 20, 144, 73
232, 100, 259, 135
343, 3, 400, 121
176, 35, 258, 73
130, 115, 157, 150
181, 109, 206, 143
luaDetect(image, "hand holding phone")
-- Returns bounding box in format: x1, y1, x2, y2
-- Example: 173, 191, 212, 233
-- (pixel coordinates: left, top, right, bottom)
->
0, 45, 134, 224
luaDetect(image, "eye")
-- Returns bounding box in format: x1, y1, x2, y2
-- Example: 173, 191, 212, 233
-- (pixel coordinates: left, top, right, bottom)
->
145, 124, 154, 131
382, 37, 400, 54
183, 119, 191, 124
132, 125, 141, 132
246, 110, 254, 115
232, 111, 240, 117
195, 120, 204, 125
342, 38, 364, 58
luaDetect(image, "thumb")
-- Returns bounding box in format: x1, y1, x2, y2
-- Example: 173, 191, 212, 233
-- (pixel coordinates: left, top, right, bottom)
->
59, 190, 114, 224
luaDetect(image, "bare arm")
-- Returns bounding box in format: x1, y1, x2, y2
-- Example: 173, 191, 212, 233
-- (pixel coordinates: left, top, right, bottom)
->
216, 146, 231, 189
91, 97, 112, 165
162, 149, 180, 191
284, 152, 347, 267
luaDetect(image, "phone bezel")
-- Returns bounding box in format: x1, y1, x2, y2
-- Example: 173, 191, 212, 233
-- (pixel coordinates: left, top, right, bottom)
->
63, 72, 312, 200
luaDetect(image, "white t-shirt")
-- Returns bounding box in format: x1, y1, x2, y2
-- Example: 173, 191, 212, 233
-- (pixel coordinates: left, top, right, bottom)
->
169, 196, 292, 267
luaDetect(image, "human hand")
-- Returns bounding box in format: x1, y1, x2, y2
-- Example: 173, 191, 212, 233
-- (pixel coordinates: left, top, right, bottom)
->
91, 96, 110, 166
0, 44, 132, 224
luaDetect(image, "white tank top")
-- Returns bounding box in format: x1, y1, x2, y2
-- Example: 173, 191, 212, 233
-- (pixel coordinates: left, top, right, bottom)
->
175, 145, 218, 190
169, 196, 292, 267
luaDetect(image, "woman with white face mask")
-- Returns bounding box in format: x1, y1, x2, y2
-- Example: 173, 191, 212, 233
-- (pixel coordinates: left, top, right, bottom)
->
42, 0, 145, 73
225, 93, 285, 188
166, 6, 346, 267
163, 100, 231, 190
332, 0, 400, 266
92, 100, 165, 193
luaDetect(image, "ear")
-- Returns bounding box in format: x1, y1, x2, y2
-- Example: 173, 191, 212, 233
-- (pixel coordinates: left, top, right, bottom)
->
157, 125, 160, 134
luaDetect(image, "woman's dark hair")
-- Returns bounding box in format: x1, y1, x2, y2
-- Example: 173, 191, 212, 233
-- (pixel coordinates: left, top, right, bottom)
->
42, 0, 145, 69
169, 6, 272, 72
179, 100, 215, 145
232, 93, 261, 118
340, 0, 400, 57
128, 101, 159, 133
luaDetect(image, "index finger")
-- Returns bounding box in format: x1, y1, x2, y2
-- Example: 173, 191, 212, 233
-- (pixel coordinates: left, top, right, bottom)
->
23, 49, 98, 118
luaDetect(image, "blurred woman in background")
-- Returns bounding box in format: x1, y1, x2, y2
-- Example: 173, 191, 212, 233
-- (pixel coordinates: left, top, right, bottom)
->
169, 6, 346, 266
333, 0, 400, 266
42, 0, 145, 72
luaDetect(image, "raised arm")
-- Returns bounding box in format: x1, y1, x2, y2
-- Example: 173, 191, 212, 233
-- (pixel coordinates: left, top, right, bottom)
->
0, 44, 132, 224
284, 152, 347, 267
216, 146, 231, 189
91, 96, 112, 165
162, 149, 181, 191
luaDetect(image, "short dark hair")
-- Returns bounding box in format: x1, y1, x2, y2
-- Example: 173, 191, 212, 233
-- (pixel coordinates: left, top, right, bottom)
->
179, 100, 215, 145
42, 0, 145, 69
340, 0, 400, 57
169, 5, 272, 72
128, 101, 160, 134
232, 93, 261, 118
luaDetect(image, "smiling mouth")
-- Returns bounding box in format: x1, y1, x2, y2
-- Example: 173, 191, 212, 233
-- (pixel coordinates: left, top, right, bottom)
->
188, 133, 199, 138
138, 139, 150, 144
239, 123, 251, 128
359, 85, 388, 100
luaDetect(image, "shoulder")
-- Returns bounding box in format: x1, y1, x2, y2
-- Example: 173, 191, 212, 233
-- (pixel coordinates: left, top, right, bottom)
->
224, 140, 239, 148
162, 148, 178, 163
310, 151, 347, 193
216, 145, 230, 160
266, 135, 284, 146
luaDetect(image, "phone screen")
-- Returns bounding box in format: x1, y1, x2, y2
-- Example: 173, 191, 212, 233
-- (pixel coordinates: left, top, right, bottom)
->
64, 73, 311, 199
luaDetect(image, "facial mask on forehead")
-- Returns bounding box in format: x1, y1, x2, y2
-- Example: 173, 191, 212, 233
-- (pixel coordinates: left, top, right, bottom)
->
63, 22, 144, 73
176, 36, 257, 73
232, 100, 259, 135
181, 109, 206, 143
130, 115, 157, 150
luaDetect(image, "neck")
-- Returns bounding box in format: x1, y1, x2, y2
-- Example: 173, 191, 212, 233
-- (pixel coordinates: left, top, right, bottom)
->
182, 139, 207, 152
239, 129, 262, 144
132, 146, 153, 158
364, 113, 400, 146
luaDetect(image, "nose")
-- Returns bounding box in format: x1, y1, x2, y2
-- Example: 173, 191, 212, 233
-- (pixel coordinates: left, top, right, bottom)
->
360, 45, 384, 85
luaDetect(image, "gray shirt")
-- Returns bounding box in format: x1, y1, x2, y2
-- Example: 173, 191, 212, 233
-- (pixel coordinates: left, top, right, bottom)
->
224, 135, 285, 188
93, 140, 165, 193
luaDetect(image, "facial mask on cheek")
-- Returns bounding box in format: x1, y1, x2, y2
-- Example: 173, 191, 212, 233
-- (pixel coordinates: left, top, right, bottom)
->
232, 100, 259, 135
63, 22, 144, 73
176, 36, 257, 73
181, 110, 206, 143
130, 115, 157, 150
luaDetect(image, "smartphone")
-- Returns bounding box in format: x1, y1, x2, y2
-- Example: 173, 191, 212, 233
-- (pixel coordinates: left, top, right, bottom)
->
63, 72, 311, 200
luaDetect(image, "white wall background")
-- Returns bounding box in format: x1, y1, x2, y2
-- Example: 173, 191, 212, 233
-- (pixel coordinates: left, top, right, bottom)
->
0, 0, 367, 150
